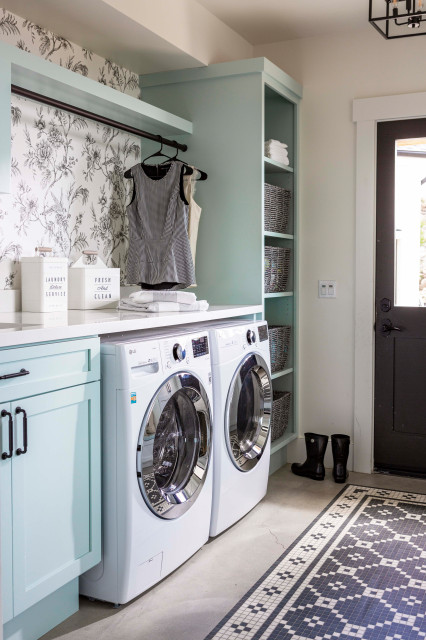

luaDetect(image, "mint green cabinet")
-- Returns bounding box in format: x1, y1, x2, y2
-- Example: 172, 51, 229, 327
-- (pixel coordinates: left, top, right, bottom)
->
0, 401, 13, 624
0, 338, 101, 640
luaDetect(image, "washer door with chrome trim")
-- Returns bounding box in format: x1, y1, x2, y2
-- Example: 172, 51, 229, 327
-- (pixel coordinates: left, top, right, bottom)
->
226, 353, 272, 472
136, 372, 212, 519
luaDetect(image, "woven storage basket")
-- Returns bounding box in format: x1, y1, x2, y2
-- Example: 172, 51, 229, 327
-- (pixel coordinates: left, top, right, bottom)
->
264, 183, 291, 234
270, 391, 291, 442
264, 246, 291, 293
269, 325, 291, 373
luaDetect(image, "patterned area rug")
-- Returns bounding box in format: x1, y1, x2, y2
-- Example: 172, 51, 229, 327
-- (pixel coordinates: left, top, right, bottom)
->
205, 484, 426, 640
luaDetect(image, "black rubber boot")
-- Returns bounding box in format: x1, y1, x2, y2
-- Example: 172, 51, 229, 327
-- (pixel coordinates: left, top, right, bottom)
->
291, 432, 328, 481
331, 434, 350, 483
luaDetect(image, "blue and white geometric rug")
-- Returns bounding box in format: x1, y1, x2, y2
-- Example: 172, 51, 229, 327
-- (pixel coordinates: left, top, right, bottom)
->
205, 484, 426, 640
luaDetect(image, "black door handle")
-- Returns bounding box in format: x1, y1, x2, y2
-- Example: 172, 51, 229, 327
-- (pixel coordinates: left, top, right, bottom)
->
15, 407, 28, 455
381, 319, 402, 335
0, 368, 30, 381
1, 410, 13, 460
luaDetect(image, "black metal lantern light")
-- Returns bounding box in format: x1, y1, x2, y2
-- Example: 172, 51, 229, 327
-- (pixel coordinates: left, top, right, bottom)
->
369, 0, 426, 38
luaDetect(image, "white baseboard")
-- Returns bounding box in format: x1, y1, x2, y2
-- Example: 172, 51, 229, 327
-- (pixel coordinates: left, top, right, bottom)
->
286, 435, 354, 472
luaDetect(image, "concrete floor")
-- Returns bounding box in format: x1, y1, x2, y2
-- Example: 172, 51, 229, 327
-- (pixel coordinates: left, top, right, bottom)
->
42, 465, 426, 640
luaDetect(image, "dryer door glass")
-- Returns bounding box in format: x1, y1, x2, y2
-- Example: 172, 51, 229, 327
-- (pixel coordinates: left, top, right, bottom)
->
226, 353, 272, 472
136, 373, 212, 519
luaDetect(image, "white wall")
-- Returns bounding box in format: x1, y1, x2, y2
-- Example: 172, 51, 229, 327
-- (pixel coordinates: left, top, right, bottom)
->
102, 0, 254, 65
255, 27, 426, 452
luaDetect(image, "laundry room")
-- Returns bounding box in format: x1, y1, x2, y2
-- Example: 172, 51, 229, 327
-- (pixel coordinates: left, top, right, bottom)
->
0, 2, 425, 640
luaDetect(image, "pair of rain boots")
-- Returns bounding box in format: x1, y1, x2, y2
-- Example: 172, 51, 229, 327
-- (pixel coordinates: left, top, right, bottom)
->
291, 432, 350, 483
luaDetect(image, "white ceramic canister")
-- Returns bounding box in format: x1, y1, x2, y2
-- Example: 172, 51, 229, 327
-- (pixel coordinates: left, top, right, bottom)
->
68, 250, 120, 309
21, 247, 68, 312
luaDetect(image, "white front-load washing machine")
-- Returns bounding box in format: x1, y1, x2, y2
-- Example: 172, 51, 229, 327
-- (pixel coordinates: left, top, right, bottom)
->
208, 320, 272, 537
80, 328, 213, 605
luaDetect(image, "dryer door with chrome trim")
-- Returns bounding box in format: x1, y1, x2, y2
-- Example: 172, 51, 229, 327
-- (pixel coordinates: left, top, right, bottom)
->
136, 372, 212, 519
226, 353, 272, 472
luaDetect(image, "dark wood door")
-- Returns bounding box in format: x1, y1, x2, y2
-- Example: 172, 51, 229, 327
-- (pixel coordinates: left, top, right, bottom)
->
375, 118, 426, 476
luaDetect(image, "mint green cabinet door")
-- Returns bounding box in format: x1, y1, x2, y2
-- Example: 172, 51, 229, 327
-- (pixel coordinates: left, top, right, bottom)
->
0, 402, 13, 623
10, 382, 101, 616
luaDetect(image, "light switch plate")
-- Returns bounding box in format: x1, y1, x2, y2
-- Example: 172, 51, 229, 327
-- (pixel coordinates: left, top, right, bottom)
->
318, 280, 337, 298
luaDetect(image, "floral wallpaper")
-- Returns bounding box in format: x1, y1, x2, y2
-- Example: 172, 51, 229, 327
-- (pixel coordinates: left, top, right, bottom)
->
0, 8, 140, 96
0, 8, 142, 290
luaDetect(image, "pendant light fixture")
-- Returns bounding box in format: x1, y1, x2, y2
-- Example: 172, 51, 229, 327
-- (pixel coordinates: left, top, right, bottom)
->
369, 0, 426, 38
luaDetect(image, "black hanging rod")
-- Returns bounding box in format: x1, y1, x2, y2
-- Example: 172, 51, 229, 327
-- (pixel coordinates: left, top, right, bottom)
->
11, 84, 188, 153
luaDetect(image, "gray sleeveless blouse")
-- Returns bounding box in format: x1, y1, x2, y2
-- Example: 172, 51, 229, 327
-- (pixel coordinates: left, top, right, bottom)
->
126, 161, 196, 289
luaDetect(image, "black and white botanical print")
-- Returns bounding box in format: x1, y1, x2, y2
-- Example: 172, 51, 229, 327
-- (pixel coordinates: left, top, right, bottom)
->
0, 8, 143, 290
0, 96, 140, 288
0, 8, 140, 97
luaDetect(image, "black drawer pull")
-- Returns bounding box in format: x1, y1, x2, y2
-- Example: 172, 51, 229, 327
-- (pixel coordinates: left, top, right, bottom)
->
16, 407, 28, 456
0, 368, 30, 381
1, 410, 13, 460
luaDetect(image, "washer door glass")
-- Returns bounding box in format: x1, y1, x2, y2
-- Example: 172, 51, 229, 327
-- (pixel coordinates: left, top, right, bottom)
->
137, 372, 212, 519
226, 353, 272, 472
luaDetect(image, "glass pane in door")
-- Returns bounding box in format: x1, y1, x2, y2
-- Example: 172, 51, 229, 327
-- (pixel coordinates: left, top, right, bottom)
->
395, 137, 426, 306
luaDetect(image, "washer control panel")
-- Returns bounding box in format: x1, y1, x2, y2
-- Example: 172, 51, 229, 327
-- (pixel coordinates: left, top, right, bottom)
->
192, 335, 209, 358
161, 332, 210, 369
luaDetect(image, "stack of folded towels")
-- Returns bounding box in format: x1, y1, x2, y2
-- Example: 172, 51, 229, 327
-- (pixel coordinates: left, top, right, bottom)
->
264, 139, 289, 166
118, 290, 209, 313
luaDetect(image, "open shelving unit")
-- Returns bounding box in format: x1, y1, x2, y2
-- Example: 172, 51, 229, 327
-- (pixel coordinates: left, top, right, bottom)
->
263, 80, 300, 473
139, 57, 302, 474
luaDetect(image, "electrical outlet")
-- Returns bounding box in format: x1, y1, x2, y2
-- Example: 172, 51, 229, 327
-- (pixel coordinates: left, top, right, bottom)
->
318, 280, 337, 298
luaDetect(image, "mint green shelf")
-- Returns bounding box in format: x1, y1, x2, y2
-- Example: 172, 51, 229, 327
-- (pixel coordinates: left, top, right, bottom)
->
271, 367, 293, 380
271, 431, 298, 455
264, 231, 294, 240
0, 41, 192, 193
264, 156, 294, 173
264, 292, 293, 298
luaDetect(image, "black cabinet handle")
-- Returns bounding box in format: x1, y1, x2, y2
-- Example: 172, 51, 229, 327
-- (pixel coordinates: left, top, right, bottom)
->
1, 410, 13, 460
0, 368, 30, 381
15, 407, 28, 456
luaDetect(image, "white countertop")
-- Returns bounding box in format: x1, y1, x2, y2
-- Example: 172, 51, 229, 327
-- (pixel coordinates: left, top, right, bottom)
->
0, 305, 263, 348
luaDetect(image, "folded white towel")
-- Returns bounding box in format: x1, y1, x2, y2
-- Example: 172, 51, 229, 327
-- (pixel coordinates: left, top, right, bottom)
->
266, 150, 289, 160
129, 290, 197, 305
118, 299, 209, 313
265, 150, 290, 165
265, 139, 288, 149
264, 144, 288, 152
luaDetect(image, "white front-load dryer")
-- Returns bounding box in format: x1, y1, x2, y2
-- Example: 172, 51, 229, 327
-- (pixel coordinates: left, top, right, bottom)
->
80, 329, 213, 605
208, 321, 272, 537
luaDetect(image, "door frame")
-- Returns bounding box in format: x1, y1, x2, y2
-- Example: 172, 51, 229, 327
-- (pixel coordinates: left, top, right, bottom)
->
353, 91, 426, 474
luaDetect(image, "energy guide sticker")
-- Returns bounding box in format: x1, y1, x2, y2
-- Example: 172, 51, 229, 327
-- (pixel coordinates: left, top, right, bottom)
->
131, 392, 137, 404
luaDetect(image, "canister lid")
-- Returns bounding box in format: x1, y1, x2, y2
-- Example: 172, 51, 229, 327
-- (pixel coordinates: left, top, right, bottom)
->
70, 251, 110, 270
21, 247, 67, 263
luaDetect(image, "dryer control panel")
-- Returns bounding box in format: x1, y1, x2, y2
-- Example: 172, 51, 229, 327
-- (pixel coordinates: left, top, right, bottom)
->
211, 322, 271, 367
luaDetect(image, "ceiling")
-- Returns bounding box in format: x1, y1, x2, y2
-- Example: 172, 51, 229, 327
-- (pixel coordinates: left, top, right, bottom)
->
0, 0, 371, 76
195, 0, 367, 45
